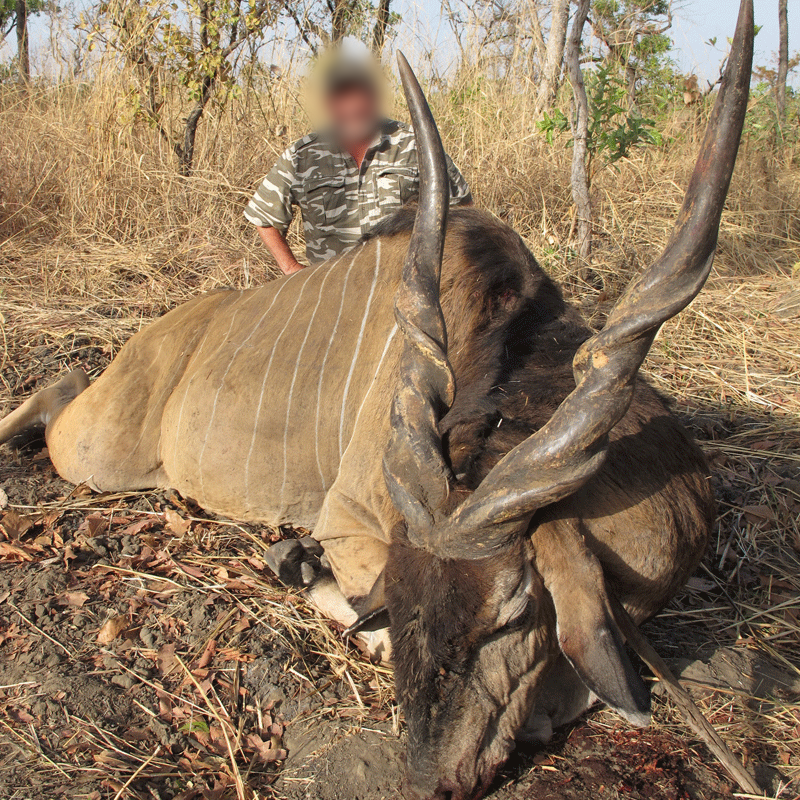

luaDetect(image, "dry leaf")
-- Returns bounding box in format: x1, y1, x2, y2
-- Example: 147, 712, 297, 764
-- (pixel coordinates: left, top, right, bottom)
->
157, 690, 174, 721
172, 559, 204, 579
165, 508, 190, 536
0, 509, 34, 539
60, 591, 90, 608
158, 643, 177, 675
0, 541, 34, 562
8, 708, 35, 724
742, 505, 777, 522
246, 556, 266, 571
119, 518, 157, 537
196, 639, 216, 669
686, 577, 716, 593
97, 615, 128, 644
0, 488, 8, 510
94, 749, 133, 768
232, 615, 251, 634
245, 733, 287, 763
77, 514, 107, 538
194, 726, 229, 756
63, 545, 77, 567
742, 505, 778, 529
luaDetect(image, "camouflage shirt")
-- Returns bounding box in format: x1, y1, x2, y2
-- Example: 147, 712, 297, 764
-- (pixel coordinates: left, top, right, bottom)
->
244, 119, 472, 265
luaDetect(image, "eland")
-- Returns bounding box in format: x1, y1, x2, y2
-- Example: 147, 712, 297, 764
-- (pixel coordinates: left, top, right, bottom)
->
0, 2, 754, 797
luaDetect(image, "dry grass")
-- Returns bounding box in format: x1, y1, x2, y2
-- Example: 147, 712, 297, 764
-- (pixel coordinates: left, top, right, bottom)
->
0, 61, 799, 799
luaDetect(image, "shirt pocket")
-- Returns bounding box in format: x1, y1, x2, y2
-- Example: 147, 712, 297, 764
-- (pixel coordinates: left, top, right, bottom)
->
302, 174, 348, 231
374, 166, 420, 213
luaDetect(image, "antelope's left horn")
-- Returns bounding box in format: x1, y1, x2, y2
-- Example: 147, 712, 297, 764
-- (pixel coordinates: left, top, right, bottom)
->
382, 54, 455, 540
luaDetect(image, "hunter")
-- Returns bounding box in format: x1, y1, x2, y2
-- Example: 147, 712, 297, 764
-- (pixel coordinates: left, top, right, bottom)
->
245, 39, 472, 274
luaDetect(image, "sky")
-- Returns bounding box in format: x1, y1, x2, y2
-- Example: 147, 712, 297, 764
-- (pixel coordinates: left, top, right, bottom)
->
390, 0, 799, 86
6, 0, 800, 87
668, 0, 798, 84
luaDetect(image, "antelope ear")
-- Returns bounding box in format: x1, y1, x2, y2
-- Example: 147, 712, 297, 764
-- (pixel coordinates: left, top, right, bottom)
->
345, 571, 389, 636
535, 529, 650, 727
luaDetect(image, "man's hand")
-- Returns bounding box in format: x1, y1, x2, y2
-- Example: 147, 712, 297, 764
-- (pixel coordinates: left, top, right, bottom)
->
257, 226, 306, 276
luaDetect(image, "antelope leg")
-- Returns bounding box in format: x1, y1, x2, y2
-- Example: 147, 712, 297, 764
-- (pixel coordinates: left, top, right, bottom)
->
264, 538, 391, 662
0, 369, 89, 446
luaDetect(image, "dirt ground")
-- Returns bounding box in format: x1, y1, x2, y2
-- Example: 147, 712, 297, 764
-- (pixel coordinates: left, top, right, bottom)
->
0, 311, 799, 800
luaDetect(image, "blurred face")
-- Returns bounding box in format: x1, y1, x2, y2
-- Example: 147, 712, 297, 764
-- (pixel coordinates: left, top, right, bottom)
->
326, 83, 380, 148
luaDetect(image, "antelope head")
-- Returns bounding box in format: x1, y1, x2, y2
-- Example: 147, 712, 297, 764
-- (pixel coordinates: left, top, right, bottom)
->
382, 4, 753, 798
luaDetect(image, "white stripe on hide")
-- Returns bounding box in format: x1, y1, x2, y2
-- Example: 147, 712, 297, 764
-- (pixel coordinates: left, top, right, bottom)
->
244, 269, 314, 511
338, 240, 381, 458
315, 250, 358, 491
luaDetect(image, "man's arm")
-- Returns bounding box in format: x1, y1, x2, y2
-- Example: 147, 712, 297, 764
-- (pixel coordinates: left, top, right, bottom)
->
257, 226, 305, 275
245, 144, 305, 274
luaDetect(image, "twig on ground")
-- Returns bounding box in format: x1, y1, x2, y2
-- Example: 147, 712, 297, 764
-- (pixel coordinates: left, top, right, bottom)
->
112, 744, 163, 800
611, 595, 765, 797
9, 602, 76, 659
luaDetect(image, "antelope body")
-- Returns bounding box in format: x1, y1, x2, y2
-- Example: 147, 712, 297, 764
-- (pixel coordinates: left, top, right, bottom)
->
0, 4, 753, 798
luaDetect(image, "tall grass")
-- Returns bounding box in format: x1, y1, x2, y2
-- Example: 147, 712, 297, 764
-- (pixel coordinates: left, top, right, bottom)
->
0, 54, 799, 408
2, 58, 798, 289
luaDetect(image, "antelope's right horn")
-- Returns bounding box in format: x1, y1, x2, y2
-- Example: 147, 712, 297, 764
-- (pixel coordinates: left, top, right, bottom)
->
424, 0, 754, 560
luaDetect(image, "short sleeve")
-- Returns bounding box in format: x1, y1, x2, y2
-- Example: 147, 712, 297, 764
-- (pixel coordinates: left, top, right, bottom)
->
244, 146, 297, 231
445, 155, 473, 206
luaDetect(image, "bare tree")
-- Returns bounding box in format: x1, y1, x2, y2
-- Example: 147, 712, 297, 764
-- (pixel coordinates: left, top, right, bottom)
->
278, 0, 395, 54
89, 0, 279, 176
14, 0, 28, 82
777, 0, 788, 124
566, 0, 591, 262
371, 0, 391, 54
438, 0, 552, 81
535, 0, 569, 112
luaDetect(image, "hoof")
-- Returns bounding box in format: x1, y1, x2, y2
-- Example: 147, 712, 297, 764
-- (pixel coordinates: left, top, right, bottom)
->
264, 537, 325, 588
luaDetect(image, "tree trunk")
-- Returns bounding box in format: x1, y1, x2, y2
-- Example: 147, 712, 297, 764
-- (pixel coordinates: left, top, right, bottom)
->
566, 0, 592, 263
15, 0, 29, 84
371, 0, 391, 55
176, 75, 215, 177
626, 62, 638, 113
776, 0, 788, 125
535, 0, 569, 113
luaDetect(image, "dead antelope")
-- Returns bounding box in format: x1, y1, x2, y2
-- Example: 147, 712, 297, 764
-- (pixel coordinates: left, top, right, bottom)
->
0, 2, 753, 798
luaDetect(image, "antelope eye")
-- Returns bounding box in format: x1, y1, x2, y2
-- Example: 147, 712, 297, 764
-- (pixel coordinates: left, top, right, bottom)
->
498, 608, 527, 632
495, 564, 534, 630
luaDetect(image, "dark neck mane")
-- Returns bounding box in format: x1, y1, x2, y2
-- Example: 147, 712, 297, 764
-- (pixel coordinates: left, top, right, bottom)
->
370, 207, 591, 487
